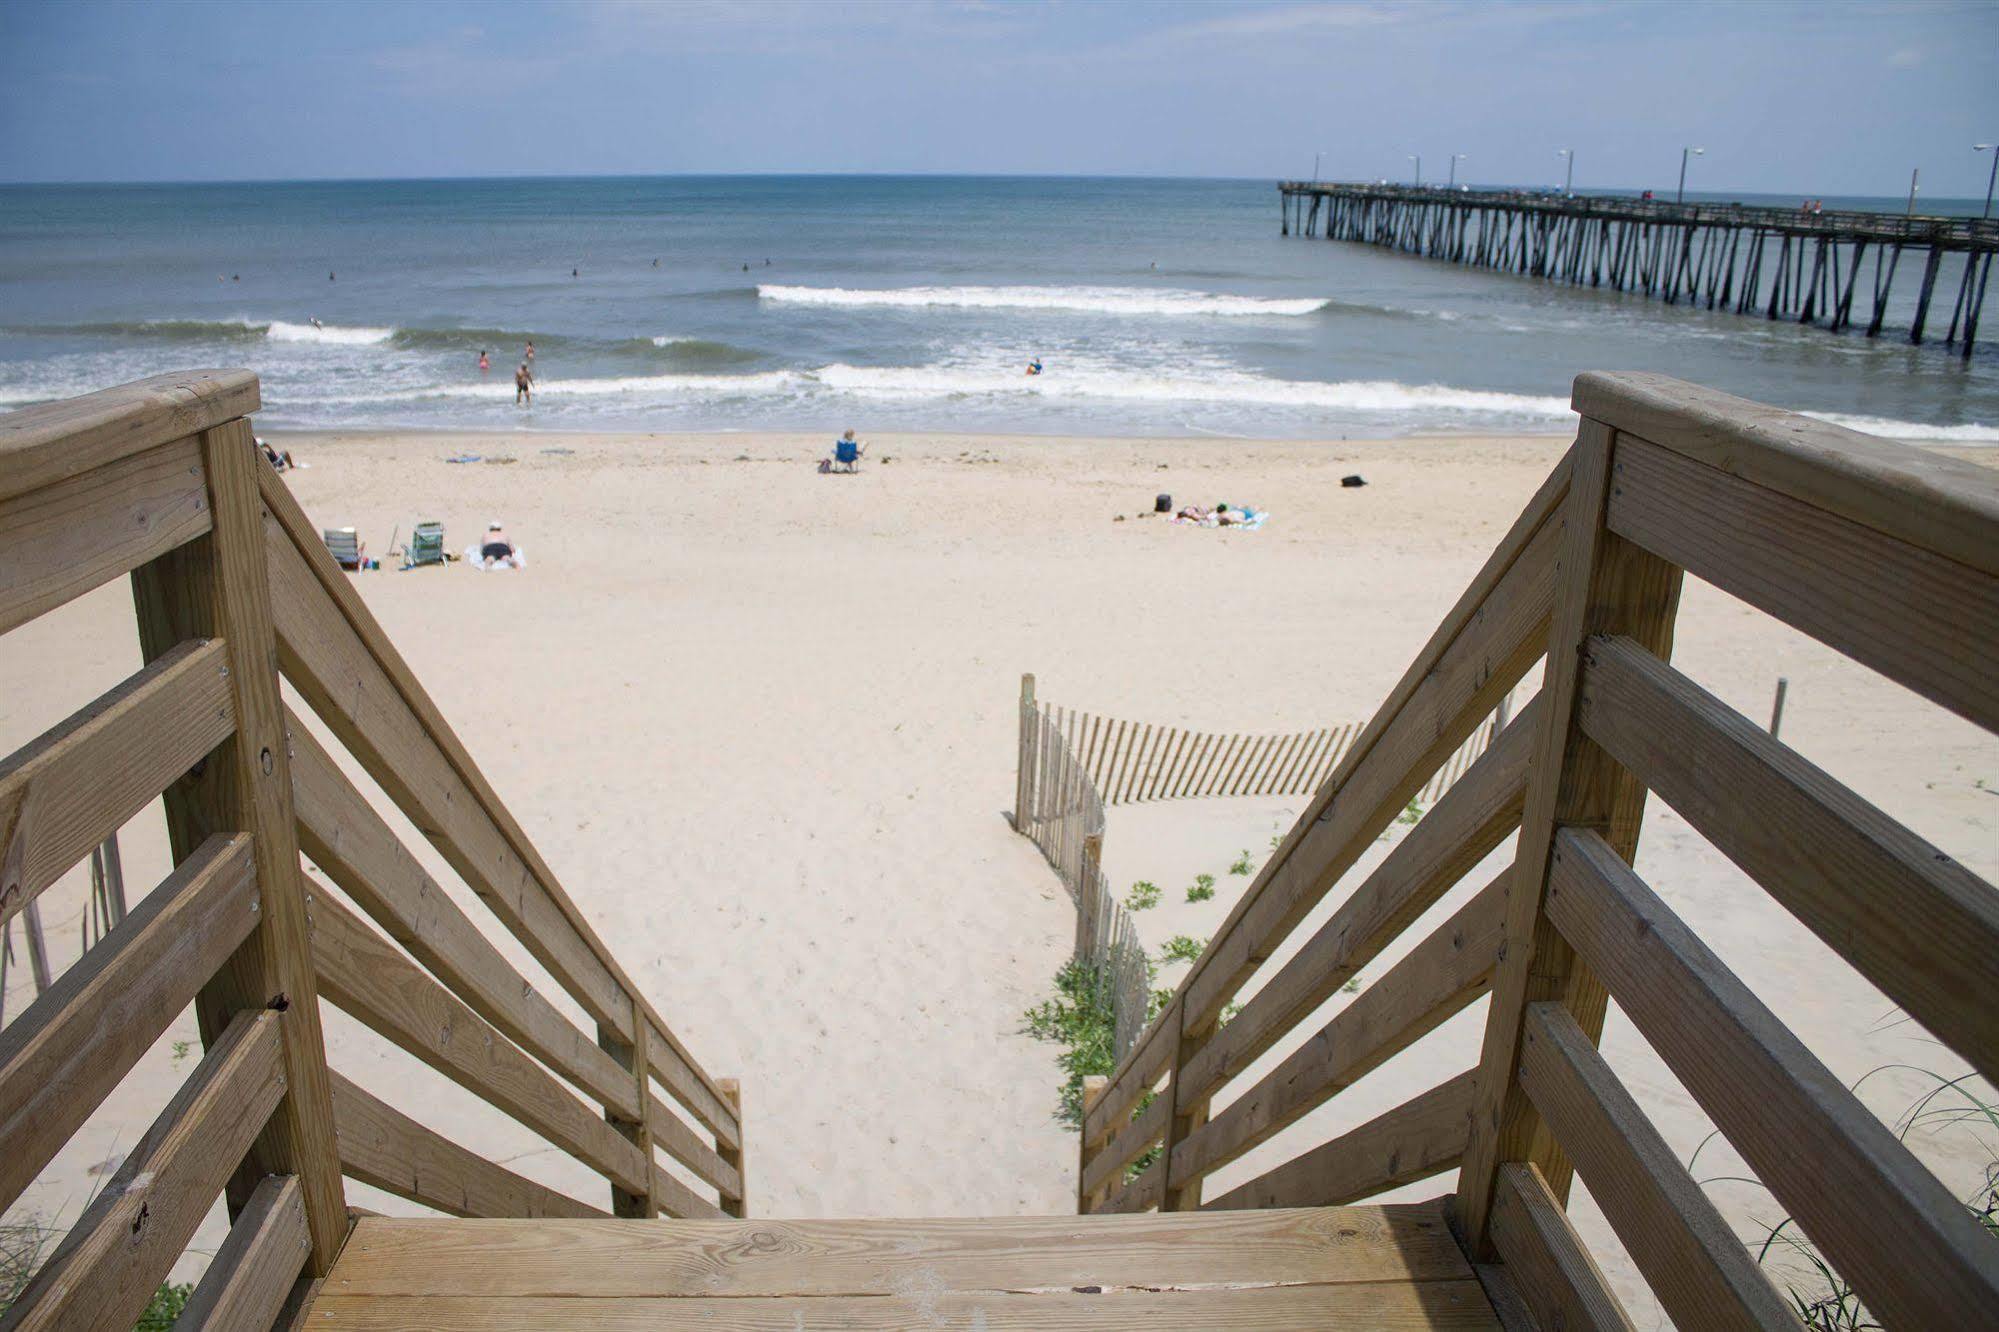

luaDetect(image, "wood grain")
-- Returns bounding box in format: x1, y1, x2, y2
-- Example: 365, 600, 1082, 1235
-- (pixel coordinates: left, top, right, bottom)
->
0, 833, 256, 1214
321, 1203, 1472, 1297
1546, 826, 1999, 1327
329, 1071, 606, 1220
176, 1174, 312, 1332
0, 434, 211, 636
0, 636, 232, 927
0, 368, 257, 502
1487, 1161, 1634, 1332
1578, 633, 1999, 1086
1170, 874, 1507, 1187
1203, 1070, 1475, 1213
0, 1009, 284, 1332
1606, 432, 1998, 732
1517, 1002, 1800, 1330
310, 892, 651, 1196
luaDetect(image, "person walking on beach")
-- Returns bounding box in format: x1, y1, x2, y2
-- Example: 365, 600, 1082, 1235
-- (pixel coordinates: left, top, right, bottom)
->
515, 361, 533, 406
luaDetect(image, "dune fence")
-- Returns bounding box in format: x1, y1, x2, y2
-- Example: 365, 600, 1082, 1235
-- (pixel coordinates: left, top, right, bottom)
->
1012, 674, 1516, 1060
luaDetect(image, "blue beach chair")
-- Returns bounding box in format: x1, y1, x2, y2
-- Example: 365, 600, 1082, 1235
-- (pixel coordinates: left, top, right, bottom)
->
833, 437, 863, 472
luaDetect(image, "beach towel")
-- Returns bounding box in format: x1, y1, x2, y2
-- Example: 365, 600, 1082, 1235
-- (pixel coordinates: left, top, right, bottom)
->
463, 543, 527, 571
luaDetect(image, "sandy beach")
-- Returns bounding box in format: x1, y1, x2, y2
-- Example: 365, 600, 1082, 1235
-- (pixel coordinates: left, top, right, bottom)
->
5, 424, 1993, 1321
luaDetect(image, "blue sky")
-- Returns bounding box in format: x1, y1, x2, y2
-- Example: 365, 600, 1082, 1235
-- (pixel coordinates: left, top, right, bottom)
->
2, 0, 1995, 195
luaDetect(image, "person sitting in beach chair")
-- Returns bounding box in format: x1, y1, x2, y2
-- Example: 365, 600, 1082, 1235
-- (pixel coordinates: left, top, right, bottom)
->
826, 429, 866, 473
258, 436, 294, 471
468, 521, 526, 571
322, 527, 365, 570
401, 520, 446, 570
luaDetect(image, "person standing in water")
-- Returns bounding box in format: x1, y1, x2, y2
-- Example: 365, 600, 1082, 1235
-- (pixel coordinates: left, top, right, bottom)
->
515, 361, 533, 406
479, 350, 490, 373
524, 340, 535, 364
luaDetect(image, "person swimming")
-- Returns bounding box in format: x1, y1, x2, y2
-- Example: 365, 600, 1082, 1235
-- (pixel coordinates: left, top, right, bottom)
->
479, 350, 490, 373
1026, 357, 1043, 376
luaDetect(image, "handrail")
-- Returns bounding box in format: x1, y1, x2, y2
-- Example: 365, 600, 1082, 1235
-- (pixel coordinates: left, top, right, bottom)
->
1076, 370, 1999, 1330
0, 373, 744, 1325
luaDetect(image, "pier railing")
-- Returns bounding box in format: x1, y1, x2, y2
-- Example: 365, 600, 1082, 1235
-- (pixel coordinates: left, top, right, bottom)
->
1077, 371, 1999, 1327
0, 371, 742, 1330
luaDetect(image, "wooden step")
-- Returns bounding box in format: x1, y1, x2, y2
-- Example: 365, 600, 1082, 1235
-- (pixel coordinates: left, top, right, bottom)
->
304, 1200, 1500, 1329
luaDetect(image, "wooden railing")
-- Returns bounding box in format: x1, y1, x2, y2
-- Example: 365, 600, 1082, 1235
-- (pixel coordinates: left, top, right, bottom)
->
1077, 371, 1999, 1326
0, 371, 742, 1330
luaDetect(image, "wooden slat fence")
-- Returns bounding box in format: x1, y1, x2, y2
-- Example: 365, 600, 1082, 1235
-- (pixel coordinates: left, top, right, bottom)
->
0, 372, 744, 1328
1074, 371, 1999, 1329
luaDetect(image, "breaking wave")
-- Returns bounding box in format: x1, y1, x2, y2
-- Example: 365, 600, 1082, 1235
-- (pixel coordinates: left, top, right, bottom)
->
757, 284, 1333, 317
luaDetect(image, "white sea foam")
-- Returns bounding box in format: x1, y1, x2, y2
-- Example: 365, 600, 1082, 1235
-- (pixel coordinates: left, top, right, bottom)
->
1805, 412, 1999, 444
758, 284, 1331, 317
265, 320, 395, 345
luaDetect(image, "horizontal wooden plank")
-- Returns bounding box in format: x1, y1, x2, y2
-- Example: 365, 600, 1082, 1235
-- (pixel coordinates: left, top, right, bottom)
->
1097, 1155, 1164, 1215
323, 1203, 1473, 1297
1488, 1161, 1634, 1332
1182, 512, 1559, 1034
0, 832, 256, 1214
1082, 995, 1174, 1146
1518, 1003, 1799, 1331
1606, 432, 1999, 732
0, 636, 232, 925
645, 1021, 739, 1153
1171, 874, 1508, 1187
0, 1009, 285, 1332
259, 465, 735, 1133
287, 718, 640, 1120
310, 892, 651, 1197
1180, 699, 1539, 1106
1546, 827, 1999, 1327
1081, 1086, 1169, 1201
264, 522, 634, 1041
1572, 370, 1999, 579
1203, 1070, 1475, 1213
645, 1091, 739, 1200
648, 1159, 726, 1221
329, 1071, 606, 1220
176, 1174, 311, 1332
0, 434, 212, 637
0, 368, 257, 503
1576, 633, 1999, 1086
303, 1281, 1502, 1330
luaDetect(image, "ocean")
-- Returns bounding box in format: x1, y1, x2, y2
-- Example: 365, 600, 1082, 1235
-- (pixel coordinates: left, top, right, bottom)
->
1, 175, 1993, 440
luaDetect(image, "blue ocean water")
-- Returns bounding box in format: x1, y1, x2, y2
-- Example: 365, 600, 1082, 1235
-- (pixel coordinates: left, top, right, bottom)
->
0, 175, 1992, 439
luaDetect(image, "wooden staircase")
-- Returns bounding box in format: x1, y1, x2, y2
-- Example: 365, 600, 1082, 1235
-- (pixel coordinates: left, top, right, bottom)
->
4, 371, 1996, 1330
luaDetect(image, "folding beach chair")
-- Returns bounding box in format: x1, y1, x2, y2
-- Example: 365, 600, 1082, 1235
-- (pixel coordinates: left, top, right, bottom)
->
833, 438, 862, 473
402, 520, 446, 570
322, 527, 364, 570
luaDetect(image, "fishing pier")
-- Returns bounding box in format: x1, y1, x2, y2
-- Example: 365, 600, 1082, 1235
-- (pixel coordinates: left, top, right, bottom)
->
1280, 181, 1998, 357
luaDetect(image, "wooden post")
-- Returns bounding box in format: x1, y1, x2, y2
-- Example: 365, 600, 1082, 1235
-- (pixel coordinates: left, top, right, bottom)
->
599, 995, 654, 1217
1078, 1075, 1111, 1213
1014, 674, 1036, 832
1077, 834, 1104, 958
1159, 1013, 1215, 1211
718, 1079, 746, 1217
1455, 417, 1686, 1254
1769, 676, 1789, 739
21, 898, 50, 992
129, 417, 347, 1273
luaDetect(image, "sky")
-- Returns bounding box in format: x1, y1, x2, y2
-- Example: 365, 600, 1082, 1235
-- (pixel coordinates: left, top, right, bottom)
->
2, 0, 1995, 196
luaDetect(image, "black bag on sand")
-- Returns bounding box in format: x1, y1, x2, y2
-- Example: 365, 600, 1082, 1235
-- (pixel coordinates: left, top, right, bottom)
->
1341, 474, 1367, 488
1155, 493, 1172, 512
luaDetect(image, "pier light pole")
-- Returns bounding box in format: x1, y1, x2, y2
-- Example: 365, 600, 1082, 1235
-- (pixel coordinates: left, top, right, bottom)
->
1908, 167, 1921, 216
1977, 144, 1996, 219
1677, 146, 1703, 203
1558, 148, 1574, 195
1410, 154, 1421, 186
1312, 151, 1321, 184
1448, 153, 1467, 189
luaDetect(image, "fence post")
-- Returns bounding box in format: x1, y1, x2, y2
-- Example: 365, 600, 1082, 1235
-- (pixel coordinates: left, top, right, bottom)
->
1077, 833, 1104, 956
1455, 417, 1686, 1254
718, 1079, 746, 1217
599, 994, 654, 1217
1014, 674, 1037, 831
1769, 676, 1789, 737
1158, 1010, 1214, 1211
129, 418, 348, 1272
1077, 1075, 1111, 1213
